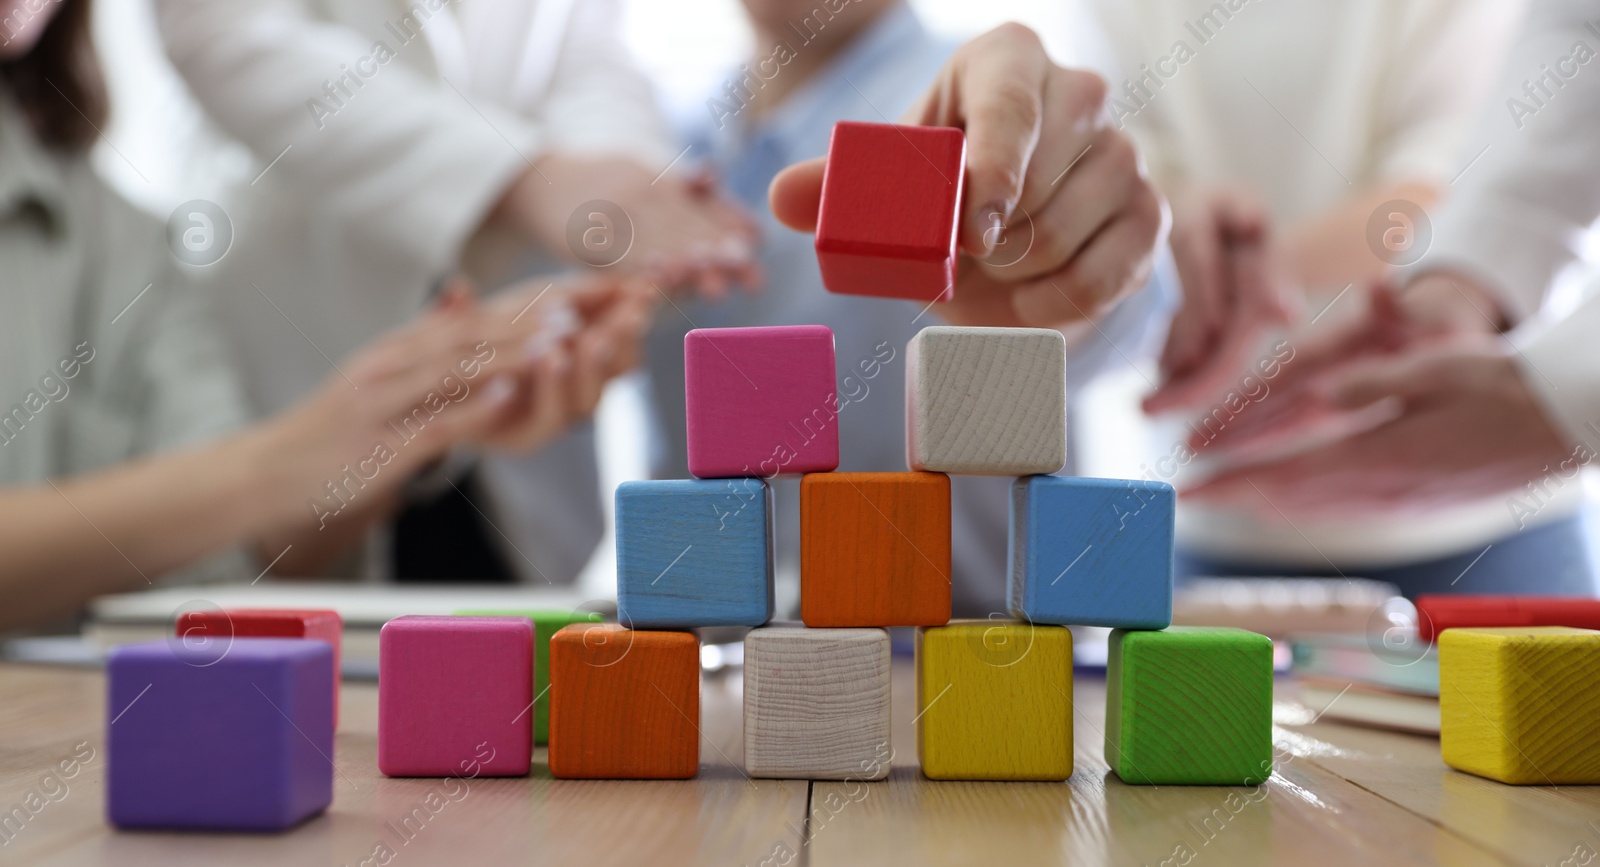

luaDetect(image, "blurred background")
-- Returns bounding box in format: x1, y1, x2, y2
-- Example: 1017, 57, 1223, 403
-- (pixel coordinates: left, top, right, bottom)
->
6, 0, 1593, 636
84, 0, 1126, 599
80, 0, 1600, 600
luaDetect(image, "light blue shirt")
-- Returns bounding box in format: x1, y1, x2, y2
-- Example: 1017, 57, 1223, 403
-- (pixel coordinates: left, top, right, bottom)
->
645, 4, 1174, 616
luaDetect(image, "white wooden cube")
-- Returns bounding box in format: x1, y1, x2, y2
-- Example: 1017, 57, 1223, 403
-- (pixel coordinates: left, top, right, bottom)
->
906, 326, 1067, 475
743, 624, 891, 780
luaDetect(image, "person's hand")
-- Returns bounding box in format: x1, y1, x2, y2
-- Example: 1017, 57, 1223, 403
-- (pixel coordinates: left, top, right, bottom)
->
1143, 186, 1299, 413
1186, 270, 1510, 457
768, 23, 1164, 327
254, 296, 560, 523
1184, 336, 1574, 515
474, 275, 655, 450
496, 155, 761, 298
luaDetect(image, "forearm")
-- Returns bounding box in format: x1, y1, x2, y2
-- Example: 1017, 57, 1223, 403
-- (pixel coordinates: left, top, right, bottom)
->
0, 429, 294, 630
258, 488, 399, 578
1280, 181, 1437, 291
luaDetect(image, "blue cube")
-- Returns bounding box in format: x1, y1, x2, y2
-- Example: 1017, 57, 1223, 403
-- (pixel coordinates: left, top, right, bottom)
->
107, 638, 334, 830
617, 478, 773, 628
1008, 476, 1174, 628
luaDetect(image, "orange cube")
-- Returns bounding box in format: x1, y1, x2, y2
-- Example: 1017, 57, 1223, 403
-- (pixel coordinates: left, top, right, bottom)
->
547, 624, 699, 779
800, 472, 951, 627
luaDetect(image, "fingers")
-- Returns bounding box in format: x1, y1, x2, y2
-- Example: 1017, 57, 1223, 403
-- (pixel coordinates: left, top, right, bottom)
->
976, 126, 1133, 283
1182, 447, 1377, 515
1007, 65, 1113, 223
524, 351, 575, 446
1145, 238, 1279, 414
1009, 197, 1161, 326
913, 24, 1053, 256
1145, 182, 1295, 415
416, 371, 524, 449
768, 157, 826, 232
1322, 338, 1503, 410
1159, 202, 1230, 384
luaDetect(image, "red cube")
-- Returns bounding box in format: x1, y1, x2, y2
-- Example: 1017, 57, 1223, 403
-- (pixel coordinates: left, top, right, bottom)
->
176, 608, 342, 725
1417, 595, 1600, 642
815, 121, 966, 303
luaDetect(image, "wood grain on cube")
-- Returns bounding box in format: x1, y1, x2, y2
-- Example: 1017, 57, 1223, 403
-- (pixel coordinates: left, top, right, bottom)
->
451, 608, 604, 745
1106, 626, 1273, 785
615, 479, 773, 628
547, 624, 699, 780
916, 622, 1073, 781
377, 616, 533, 777
815, 121, 965, 302
1440, 626, 1600, 784
800, 472, 951, 628
907, 326, 1067, 475
744, 624, 891, 780
684, 325, 839, 479
1009, 476, 1174, 629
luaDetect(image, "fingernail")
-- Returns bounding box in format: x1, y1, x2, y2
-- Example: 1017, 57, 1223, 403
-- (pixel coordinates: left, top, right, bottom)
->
484, 375, 514, 404
543, 302, 579, 337
523, 333, 554, 361
719, 237, 753, 264
976, 201, 1012, 255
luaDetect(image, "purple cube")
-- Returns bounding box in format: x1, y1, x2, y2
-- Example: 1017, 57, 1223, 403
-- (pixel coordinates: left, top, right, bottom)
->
107, 638, 334, 830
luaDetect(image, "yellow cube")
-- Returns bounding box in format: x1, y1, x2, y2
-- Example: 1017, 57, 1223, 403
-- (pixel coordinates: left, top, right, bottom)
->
1440, 626, 1600, 784
915, 621, 1072, 780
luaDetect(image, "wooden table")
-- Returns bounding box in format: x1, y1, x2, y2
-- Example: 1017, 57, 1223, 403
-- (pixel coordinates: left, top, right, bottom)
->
2, 661, 1597, 866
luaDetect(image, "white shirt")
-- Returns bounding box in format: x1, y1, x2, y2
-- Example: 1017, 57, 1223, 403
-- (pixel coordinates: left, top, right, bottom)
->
1092, 0, 1525, 224
1088, 0, 1556, 569
1422, 0, 1600, 463
152, 0, 675, 584
153, 0, 673, 413
0, 98, 252, 584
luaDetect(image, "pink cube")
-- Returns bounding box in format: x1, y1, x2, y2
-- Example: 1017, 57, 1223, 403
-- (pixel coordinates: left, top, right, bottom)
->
685, 325, 840, 479
378, 616, 532, 777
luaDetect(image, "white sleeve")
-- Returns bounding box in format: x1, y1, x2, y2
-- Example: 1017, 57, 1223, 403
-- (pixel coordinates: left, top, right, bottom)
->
537, 0, 675, 166
1406, 0, 1600, 323
1366, 0, 1528, 185
153, 0, 543, 281
1514, 280, 1600, 455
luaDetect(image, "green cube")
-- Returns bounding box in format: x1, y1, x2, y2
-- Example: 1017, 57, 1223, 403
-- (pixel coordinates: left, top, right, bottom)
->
453, 608, 603, 744
1106, 626, 1273, 785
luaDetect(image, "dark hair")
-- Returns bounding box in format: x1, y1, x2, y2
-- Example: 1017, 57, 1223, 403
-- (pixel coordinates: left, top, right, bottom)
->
0, 0, 106, 151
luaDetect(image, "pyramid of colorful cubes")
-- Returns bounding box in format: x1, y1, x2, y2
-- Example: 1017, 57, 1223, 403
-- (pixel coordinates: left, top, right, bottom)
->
555, 313, 1274, 785
102, 122, 1277, 833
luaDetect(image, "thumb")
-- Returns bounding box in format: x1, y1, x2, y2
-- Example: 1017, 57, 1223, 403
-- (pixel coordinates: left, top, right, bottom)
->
768, 158, 826, 232
1323, 348, 1453, 410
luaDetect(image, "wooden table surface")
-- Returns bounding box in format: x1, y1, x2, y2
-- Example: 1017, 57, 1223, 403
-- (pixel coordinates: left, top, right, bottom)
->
3, 660, 1597, 867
